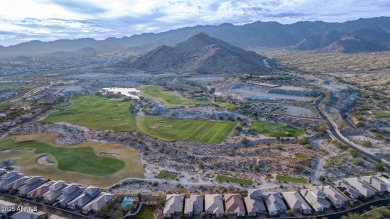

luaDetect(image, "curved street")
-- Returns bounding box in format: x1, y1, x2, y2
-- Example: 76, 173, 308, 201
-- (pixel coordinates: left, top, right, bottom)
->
314, 93, 382, 163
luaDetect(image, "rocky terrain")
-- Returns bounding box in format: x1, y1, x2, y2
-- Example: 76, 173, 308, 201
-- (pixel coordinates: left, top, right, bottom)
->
129, 33, 268, 74
295, 27, 390, 53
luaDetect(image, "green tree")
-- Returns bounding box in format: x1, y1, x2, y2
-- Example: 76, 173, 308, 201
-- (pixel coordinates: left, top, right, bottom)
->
353, 158, 364, 166
297, 137, 309, 145
373, 162, 386, 172
241, 137, 249, 144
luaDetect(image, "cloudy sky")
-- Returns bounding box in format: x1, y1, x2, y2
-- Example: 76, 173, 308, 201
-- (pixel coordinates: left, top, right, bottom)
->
1, 0, 390, 46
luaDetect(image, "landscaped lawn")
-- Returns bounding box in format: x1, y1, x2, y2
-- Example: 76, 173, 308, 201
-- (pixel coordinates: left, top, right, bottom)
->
157, 171, 178, 179
126, 205, 156, 219
216, 175, 253, 186
276, 175, 308, 183
140, 86, 210, 107
44, 95, 137, 131
373, 110, 390, 118
0, 134, 143, 186
141, 116, 236, 144
251, 121, 303, 137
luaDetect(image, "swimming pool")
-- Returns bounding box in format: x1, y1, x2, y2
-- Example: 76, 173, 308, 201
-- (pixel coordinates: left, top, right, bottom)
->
121, 197, 134, 207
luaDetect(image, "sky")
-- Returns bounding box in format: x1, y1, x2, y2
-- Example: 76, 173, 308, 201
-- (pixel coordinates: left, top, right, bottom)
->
0, 0, 390, 46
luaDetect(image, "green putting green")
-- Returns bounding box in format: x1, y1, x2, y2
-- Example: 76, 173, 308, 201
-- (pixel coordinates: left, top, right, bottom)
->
251, 121, 303, 137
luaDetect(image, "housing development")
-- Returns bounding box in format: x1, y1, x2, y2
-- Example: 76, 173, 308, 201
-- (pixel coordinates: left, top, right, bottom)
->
0, 2, 390, 219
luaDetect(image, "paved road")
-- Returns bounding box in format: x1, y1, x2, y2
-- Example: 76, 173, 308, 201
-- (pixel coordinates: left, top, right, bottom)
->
313, 93, 381, 163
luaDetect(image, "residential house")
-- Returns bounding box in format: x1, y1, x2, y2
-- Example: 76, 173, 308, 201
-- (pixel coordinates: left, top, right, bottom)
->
205, 194, 224, 218
263, 192, 287, 216
56, 183, 84, 207
248, 189, 263, 200
244, 189, 266, 217
315, 186, 349, 208
10, 210, 46, 219
344, 178, 377, 198
19, 176, 48, 196
376, 174, 390, 186
334, 181, 362, 203
4, 176, 30, 191
68, 186, 100, 210
27, 181, 54, 199
282, 191, 312, 215
0, 171, 24, 191
0, 200, 18, 217
184, 195, 203, 217
42, 180, 67, 204
163, 194, 184, 218
300, 189, 331, 212
244, 197, 266, 217
361, 176, 390, 194
224, 194, 246, 217
48, 214, 68, 219
82, 192, 114, 214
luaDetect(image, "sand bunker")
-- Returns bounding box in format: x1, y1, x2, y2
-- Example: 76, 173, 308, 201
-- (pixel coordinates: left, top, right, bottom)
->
99, 152, 120, 158
36, 155, 54, 166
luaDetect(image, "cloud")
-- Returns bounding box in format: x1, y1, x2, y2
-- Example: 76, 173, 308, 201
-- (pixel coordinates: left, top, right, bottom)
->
0, 0, 390, 45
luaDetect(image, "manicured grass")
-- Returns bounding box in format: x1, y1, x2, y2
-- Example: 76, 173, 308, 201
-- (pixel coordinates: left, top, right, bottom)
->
216, 175, 253, 186
44, 95, 137, 131
219, 103, 237, 111
0, 83, 31, 90
46, 95, 233, 144
295, 154, 310, 160
157, 171, 178, 179
4, 141, 124, 176
276, 175, 308, 183
126, 205, 156, 219
372, 110, 390, 118
141, 116, 236, 144
251, 121, 303, 137
0, 134, 143, 186
140, 86, 210, 107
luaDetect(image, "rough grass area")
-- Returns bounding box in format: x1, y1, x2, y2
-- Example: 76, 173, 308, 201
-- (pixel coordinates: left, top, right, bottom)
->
0, 134, 143, 186
276, 175, 308, 183
251, 121, 303, 137
126, 205, 156, 219
157, 171, 178, 179
216, 175, 253, 186
141, 116, 236, 144
44, 95, 137, 131
219, 103, 237, 111
373, 110, 390, 118
140, 86, 210, 107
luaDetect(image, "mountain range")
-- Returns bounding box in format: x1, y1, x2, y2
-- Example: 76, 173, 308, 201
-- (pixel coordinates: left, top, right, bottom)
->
1, 17, 390, 57
128, 33, 268, 74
